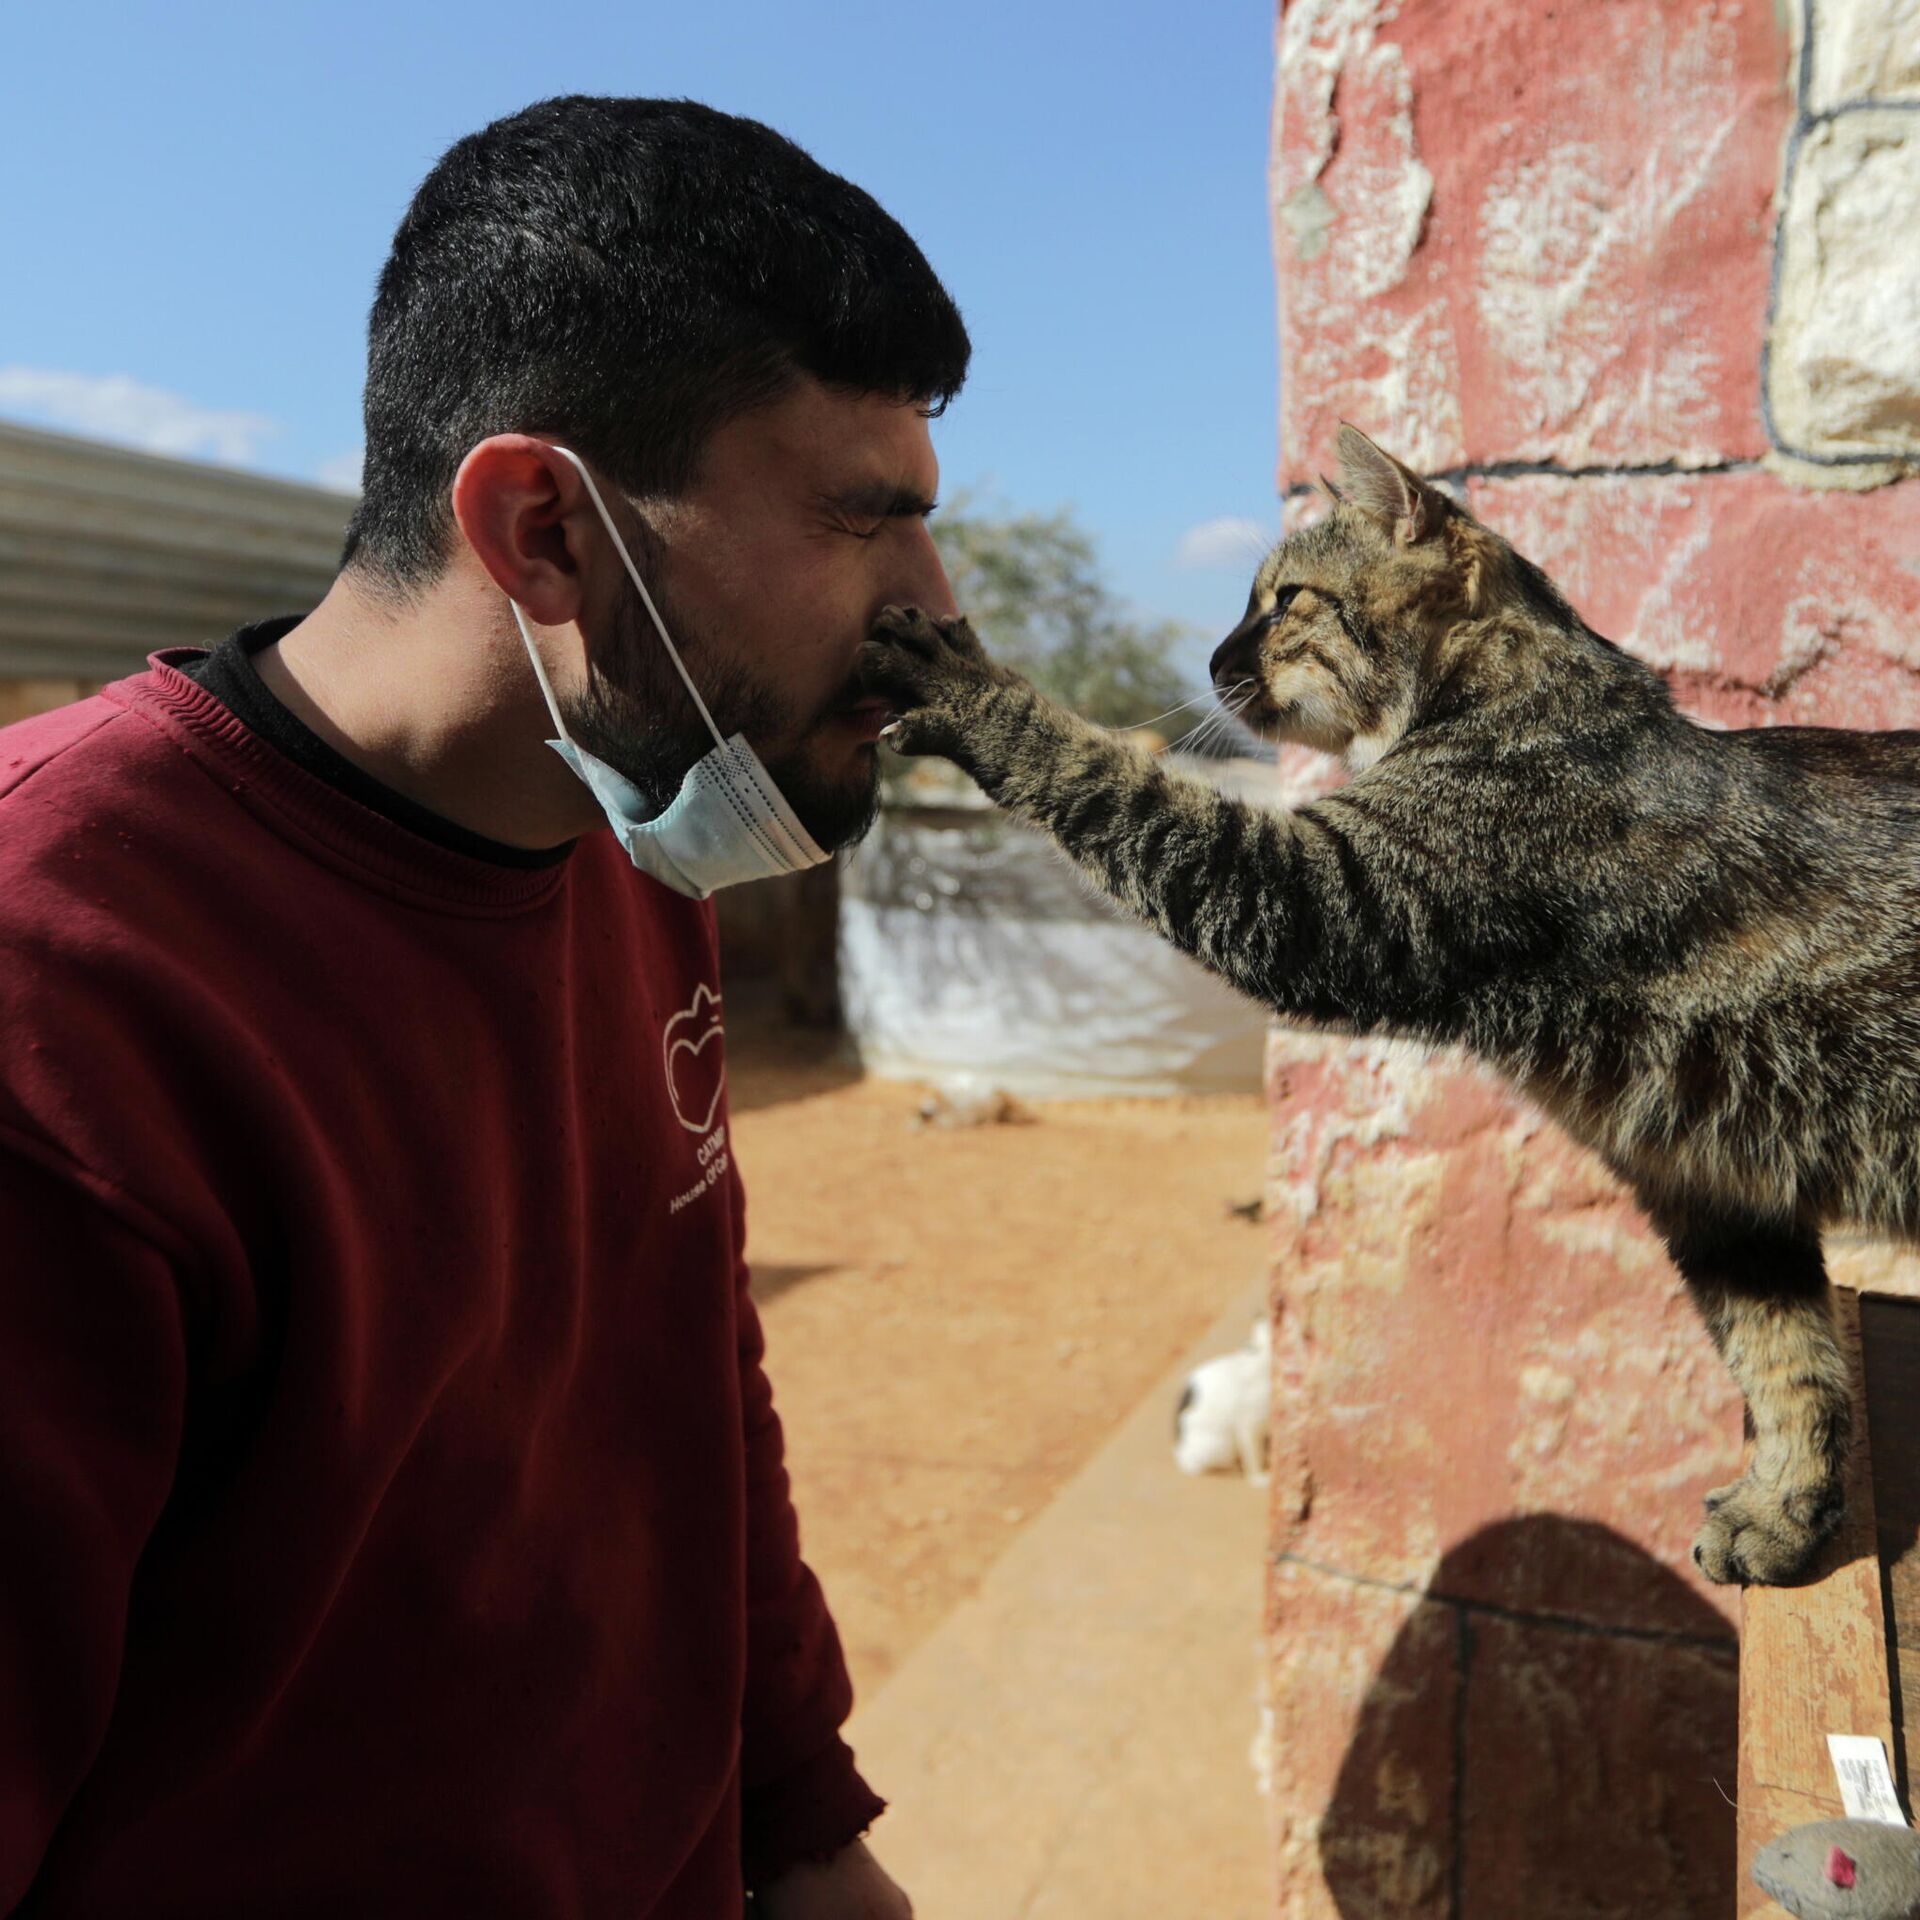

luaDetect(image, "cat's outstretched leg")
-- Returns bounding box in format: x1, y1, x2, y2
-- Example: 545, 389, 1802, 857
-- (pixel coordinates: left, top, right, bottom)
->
1654, 1210, 1852, 1585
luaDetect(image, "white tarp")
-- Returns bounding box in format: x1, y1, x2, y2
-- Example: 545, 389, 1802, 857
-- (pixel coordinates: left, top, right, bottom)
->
839, 764, 1279, 1098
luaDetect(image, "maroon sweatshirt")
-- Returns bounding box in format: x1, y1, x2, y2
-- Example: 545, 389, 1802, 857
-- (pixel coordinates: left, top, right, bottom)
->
0, 643, 881, 1916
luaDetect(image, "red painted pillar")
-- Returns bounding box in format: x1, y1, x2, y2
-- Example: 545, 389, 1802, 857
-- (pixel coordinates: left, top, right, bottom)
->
1263, 2, 1920, 1913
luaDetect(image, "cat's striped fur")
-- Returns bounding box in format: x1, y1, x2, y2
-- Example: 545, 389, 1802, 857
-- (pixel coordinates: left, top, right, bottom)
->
859, 427, 1920, 1586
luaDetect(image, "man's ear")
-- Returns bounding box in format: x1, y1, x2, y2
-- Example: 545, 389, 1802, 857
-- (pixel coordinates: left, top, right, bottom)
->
1334, 423, 1443, 547
450, 435, 593, 625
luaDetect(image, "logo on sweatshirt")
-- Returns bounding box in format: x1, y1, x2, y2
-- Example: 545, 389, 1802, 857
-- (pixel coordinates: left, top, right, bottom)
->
664, 982, 727, 1136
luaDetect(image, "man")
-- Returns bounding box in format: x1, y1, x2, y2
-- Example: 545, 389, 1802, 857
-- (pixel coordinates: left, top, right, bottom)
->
0, 97, 964, 1916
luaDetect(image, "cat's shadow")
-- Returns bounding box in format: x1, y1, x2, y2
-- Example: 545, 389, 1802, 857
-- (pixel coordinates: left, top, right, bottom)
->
1317, 1515, 1738, 1919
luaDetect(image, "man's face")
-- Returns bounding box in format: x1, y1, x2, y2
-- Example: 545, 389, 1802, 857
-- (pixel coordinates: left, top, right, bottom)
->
566, 376, 956, 851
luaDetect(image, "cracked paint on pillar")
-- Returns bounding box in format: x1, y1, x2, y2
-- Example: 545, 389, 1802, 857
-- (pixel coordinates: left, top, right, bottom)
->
1468, 470, 1920, 729
1264, 1031, 1746, 1640
1273, 0, 1791, 484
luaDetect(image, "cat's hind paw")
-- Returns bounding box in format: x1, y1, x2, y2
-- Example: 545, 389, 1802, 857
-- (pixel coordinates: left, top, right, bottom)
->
1692, 1471, 1844, 1585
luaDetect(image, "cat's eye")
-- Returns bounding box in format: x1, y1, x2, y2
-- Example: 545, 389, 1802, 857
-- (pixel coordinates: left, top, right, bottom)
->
1264, 585, 1302, 625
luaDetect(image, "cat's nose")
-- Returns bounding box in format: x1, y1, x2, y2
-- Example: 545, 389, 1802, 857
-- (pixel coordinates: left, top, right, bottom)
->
1210, 623, 1259, 687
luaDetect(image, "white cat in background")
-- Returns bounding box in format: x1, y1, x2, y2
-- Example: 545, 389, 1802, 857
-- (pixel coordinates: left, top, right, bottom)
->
1173, 1319, 1272, 1483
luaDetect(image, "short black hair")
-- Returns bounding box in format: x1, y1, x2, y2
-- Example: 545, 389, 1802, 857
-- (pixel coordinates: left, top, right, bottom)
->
342, 96, 971, 587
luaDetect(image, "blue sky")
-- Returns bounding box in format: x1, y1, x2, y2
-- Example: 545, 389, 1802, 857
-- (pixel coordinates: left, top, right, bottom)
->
0, 1, 1281, 688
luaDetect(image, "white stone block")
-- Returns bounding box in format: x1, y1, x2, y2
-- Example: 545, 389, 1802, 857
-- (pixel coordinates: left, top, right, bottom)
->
1808, 0, 1920, 109
1771, 109, 1920, 458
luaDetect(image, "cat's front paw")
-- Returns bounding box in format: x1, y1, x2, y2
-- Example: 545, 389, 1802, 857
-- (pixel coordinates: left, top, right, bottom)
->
858, 605, 1016, 759
1692, 1470, 1844, 1585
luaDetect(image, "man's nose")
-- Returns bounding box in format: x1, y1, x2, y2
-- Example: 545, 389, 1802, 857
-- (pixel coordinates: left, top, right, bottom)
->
893, 520, 958, 622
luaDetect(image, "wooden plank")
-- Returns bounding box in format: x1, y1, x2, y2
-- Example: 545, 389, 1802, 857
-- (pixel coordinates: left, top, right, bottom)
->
1739, 1286, 1895, 1915
1859, 1293, 1920, 1798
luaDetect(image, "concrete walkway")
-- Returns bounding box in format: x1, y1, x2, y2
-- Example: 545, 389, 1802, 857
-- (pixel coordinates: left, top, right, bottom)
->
848, 1286, 1274, 1918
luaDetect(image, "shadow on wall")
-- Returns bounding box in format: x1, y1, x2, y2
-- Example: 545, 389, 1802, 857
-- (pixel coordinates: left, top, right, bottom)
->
1318, 1516, 1737, 1919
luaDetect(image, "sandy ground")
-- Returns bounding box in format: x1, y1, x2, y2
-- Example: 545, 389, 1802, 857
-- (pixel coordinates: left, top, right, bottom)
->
727, 1007, 1273, 1693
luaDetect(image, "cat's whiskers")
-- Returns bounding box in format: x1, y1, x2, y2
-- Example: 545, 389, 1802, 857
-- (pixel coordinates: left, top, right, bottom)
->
1174, 700, 1240, 760
1209, 686, 1279, 765
1172, 681, 1261, 760
1169, 704, 1228, 758
1215, 712, 1278, 765
1120, 686, 1230, 737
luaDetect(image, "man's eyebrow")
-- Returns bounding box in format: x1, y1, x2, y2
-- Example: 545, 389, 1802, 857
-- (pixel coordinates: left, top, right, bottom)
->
820, 481, 939, 519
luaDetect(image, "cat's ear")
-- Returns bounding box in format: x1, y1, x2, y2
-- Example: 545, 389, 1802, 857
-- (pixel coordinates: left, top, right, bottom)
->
1335, 424, 1440, 546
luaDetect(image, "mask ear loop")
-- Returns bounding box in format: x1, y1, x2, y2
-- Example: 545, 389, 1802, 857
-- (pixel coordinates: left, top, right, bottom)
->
545, 444, 730, 757
511, 599, 578, 745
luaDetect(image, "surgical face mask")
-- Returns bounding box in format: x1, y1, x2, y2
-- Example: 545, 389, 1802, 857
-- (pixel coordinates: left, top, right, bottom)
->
508, 445, 829, 900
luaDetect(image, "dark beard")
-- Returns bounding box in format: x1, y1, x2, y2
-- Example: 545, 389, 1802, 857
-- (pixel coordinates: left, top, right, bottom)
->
563, 576, 881, 854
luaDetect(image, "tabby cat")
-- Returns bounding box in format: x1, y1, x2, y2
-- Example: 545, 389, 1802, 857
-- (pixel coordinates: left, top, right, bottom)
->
859, 426, 1920, 1587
